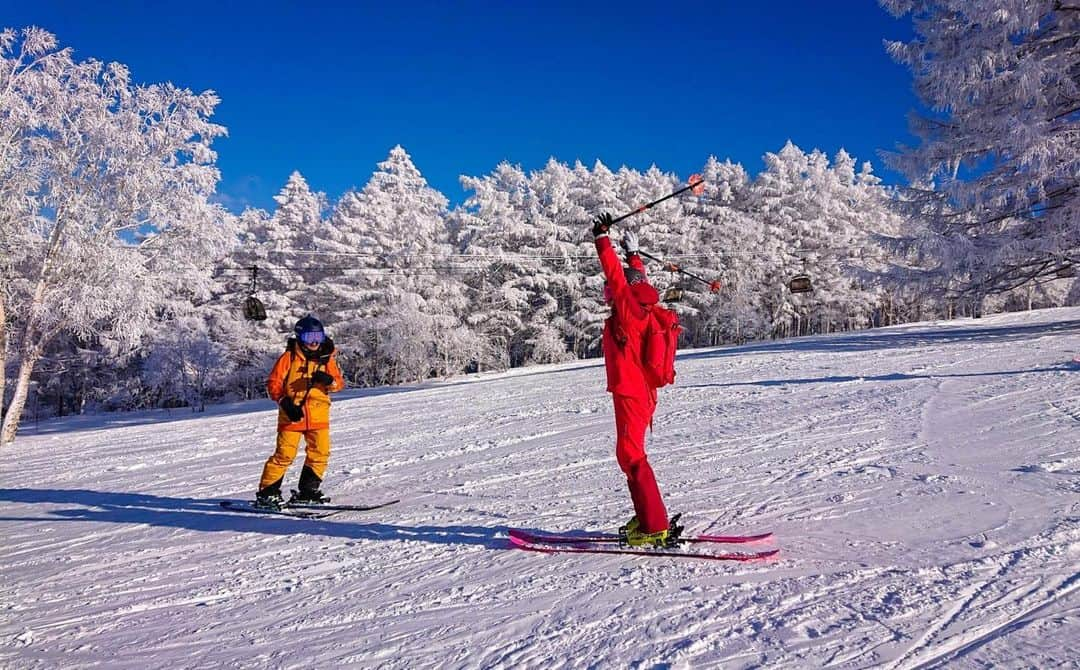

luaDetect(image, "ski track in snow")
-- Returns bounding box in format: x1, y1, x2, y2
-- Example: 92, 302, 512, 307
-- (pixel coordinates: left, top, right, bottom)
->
1, 308, 1079, 669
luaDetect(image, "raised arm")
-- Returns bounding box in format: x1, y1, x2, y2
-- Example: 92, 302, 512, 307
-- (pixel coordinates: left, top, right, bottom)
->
592, 215, 646, 322
623, 229, 646, 276
593, 212, 629, 292
596, 235, 628, 291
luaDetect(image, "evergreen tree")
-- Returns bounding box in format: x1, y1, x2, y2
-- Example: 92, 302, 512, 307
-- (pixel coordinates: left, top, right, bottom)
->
681, 157, 768, 344
529, 158, 600, 358
456, 162, 536, 368
324, 146, 477, 385
268, 171, 330, 304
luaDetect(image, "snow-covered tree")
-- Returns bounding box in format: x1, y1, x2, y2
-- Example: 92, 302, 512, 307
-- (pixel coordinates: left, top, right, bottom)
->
750, 142, 827, 335
267, 171, 331, 306
316, 188, 386, 382
0, 28, 61, 423
679, 157, 768, 344
456, 161, 583, 368
141, 315, 231, 412
320, 146, 477, 385
747, 142, 888, 336
273, 171, 327, 250
227, 206, 304, 334
457, 162, 541, 367
0, 27, 934, 419
527, 158, 599, 358
881, 0, 1080, 300
0, 27, 232, 443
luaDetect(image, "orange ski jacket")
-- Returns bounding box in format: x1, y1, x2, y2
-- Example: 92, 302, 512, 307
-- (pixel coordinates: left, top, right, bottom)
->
267, 337, 345, 432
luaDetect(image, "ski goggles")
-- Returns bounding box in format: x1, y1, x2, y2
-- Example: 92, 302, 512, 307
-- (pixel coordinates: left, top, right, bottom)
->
298, 330, 325, 346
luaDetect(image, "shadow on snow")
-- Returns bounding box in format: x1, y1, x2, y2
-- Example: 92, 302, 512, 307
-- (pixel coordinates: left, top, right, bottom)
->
682, 363, 1076, 390
0, 488, 509, 550
679, 316, 1080, 363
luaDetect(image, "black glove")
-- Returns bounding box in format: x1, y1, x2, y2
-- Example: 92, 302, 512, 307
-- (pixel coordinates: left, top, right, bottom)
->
279, 397, 304, 422
591, 212, 614, 238
312, 370, 335, 387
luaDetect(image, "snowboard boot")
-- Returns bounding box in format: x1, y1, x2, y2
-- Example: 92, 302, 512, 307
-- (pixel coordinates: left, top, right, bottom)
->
291, 466, 328, 504
255, 481, 284, 510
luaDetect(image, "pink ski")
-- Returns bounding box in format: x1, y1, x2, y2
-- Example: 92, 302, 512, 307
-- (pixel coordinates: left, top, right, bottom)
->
509, 532, 779, 562
507, 528, 773, 545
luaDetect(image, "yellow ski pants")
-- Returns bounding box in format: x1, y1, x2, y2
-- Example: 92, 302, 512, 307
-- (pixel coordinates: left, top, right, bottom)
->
259, 429, 330, 490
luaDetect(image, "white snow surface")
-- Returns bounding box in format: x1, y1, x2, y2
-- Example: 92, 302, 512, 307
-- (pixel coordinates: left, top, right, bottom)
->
3, 308, 1079, 670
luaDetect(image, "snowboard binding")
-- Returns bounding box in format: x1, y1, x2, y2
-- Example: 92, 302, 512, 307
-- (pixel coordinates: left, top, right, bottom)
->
288, 489, 331, 505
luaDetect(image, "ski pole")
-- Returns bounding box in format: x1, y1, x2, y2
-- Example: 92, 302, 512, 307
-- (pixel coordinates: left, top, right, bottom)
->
637, 249, 722, 293
609, 174, 706, 226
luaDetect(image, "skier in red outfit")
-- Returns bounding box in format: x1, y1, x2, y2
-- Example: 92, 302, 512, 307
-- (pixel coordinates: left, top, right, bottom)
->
592, 212, 676, 547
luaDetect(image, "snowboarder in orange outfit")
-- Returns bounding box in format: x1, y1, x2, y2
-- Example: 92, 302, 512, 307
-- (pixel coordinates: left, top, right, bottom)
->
592, 213, 676, 547
256, 315, 345, 509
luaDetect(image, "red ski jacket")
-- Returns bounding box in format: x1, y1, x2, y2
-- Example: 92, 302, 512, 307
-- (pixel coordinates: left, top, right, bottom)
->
596, 235, 659, 401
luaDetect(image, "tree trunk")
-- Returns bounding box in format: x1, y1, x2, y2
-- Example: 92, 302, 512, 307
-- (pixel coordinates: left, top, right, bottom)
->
2, 211, 66, 443
2, 254, 56, 444
1, 342, 42, 444
0, 295, 6, 423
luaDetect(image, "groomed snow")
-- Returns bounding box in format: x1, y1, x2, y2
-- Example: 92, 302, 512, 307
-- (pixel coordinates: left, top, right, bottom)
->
2, 307, 1078, 669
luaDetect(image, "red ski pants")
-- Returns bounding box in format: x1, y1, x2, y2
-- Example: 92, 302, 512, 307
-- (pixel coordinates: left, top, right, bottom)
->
613, 393, 668, 533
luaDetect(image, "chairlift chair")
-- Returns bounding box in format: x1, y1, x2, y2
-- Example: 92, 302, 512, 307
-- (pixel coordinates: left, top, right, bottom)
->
789, 248, 814, 294
243, 266, 268, 321
662, 287, 684, 303
244, 295, 267, 321
788, 274, 814, 294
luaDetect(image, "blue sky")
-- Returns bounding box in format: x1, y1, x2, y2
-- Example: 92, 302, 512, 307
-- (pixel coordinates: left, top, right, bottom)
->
10, 1, 918, 213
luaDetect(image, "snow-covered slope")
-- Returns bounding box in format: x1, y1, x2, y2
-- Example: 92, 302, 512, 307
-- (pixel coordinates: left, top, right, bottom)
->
3, 308, 1078, 669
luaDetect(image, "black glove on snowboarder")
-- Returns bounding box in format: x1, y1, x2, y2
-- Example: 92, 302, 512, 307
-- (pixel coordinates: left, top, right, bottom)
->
279, 397, 304, 422
592, 212, 614, 238
312, 370, 335, 387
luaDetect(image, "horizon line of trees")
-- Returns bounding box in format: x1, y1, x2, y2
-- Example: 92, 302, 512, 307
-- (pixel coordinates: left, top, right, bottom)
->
24, 143, 1077, 422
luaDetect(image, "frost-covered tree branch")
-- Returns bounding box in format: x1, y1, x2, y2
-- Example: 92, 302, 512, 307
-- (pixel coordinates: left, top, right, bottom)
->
0, 27, 233, 444
881, 1, 1080, 297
